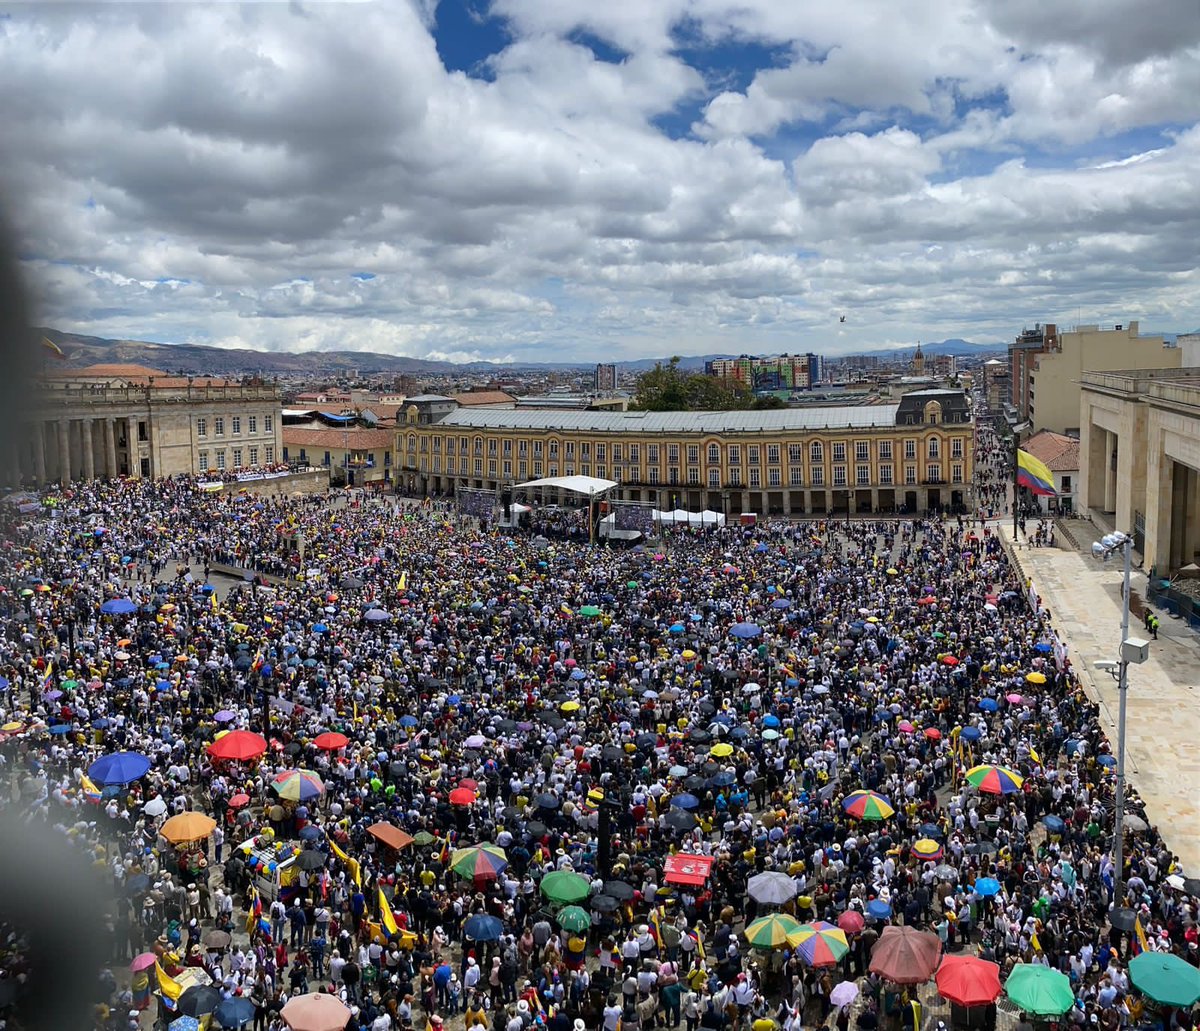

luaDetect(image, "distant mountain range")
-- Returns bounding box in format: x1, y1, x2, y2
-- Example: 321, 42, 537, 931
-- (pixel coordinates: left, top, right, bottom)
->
37, 328, 1007, 379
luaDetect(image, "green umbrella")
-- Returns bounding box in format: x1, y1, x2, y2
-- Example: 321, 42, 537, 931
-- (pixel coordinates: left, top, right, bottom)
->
627, 581, 638, 589
744, 914, 804, 950
1129, 952, 1200, 1007
539, 870, 591, 905
412, 831, 436, 847
1004, 965, 1074, 1015
62, 679, 79, 691
579, 605, 602, 617
556, 905, 592, 933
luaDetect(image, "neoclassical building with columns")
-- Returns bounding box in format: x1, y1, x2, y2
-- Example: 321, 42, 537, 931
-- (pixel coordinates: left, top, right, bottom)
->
14, 364, 283, 486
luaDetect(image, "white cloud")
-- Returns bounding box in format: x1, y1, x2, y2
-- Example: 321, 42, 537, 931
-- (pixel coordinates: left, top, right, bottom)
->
1, 0, 1198, 361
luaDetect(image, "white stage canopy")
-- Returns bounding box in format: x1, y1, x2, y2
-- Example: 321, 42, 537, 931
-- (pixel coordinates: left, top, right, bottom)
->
513, 475, 618, 496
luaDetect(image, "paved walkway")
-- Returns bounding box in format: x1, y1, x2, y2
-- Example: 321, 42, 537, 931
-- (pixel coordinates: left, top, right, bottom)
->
999, 523, 1200, 873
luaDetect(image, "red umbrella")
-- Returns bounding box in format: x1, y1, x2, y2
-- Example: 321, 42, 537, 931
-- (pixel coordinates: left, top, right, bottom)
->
313, 732, 349, 751
870, 925, 942, 985
458, 778, 479, 791
924, 728, 942, 740
936, 955, 1002, 1006
837, 911, 865, 934
228, 793, 250, 809
449, 787, 476, 806
208, 730, 268, 762
941, 655, 959, 667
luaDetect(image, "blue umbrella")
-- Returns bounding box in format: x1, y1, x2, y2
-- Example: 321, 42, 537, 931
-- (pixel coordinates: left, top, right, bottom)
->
100, 598, 136, 615
91, 718, 110, 729
1043, 815, 1066, 834
710, 771, 736, 787
1097, 754, 1117, 767
213, 997, 255, 1029
399, 715, 418, 727
669, 623, 685, 633
1034, 642, 1053, 653
49, 724, 72, 735
169, 1017, 201, 1031
762, 714, 780, 728
919, 822, 943, 839
364, 609, 391, 622
88, 751, 152, 785
447, 695, 462, 706
974, 877, 1001, 897
312, 623, 328, 634
570, 669, 586, 680
978, 698, 999, 713
959, 726, 982, 742
670, 793, 700, 811
298, 825, 323, 842
866, 898, 892, 919
464, 913, 504, 942
730, 622, 762, 639
771, 598, 791, 609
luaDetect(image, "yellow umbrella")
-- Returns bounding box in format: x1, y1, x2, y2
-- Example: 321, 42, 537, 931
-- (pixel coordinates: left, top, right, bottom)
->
2, 721, 22, 732
1025, 671, 1047, 685
560, 700, 580, 712
710, 742, 734, 758
886, 568, 898, 575
681, 649, 697, 660
160, 812, 217, 844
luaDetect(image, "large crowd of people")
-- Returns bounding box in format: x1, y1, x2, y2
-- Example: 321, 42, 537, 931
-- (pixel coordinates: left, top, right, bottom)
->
0, 420, 1192, 1031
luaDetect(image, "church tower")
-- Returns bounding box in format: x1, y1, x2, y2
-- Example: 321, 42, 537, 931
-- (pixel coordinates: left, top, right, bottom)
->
912, 340, 925, 376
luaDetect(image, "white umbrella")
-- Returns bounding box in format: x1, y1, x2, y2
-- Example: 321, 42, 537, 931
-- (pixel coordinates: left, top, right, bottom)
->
747, 870, 798, 906
143, 798, 168, 817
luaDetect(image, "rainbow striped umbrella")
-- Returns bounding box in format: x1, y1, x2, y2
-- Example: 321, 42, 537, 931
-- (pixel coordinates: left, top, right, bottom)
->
965, 764, 1024, 795
744, 914, 805, 950
450, 844, 509, 880
912, 838, 945, 861
270, 769, 325, 802
793, 921, 850, 966
842, 790, 895, 821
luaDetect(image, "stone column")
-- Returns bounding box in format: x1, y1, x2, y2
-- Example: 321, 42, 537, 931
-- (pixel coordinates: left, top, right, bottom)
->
81, 419, 95, 480
871, 487, 880, 513
104, 419, 117, 479
127, 416, 139, 477
1104, 430, 1118, 513
56, 420, 70, 483
33, 425, 46, 486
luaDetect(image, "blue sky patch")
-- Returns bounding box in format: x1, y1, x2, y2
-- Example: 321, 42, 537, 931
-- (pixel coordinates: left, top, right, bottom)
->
433, 0, 507, 77
350, 272, 376, 281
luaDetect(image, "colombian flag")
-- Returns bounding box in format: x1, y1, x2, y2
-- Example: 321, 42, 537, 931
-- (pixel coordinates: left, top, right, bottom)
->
327, 833, 361, 887
1017, 449, 1057, 497
1131, 914, 1150, 956
80, 774, 102, 804
40, 336, 67, 360
379, 888, 399, 937
154, 961, 183, 1011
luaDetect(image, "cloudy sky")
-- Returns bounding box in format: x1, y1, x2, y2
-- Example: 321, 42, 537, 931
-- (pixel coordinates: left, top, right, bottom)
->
4, 0, 1199, 363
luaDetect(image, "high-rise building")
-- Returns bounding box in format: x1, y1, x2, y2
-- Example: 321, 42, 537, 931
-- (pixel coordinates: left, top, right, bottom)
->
594, 363, 617, 392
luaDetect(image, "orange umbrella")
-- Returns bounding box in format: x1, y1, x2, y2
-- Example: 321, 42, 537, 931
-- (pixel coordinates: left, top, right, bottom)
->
366, 822, 415, 851
160, 812, 217, 843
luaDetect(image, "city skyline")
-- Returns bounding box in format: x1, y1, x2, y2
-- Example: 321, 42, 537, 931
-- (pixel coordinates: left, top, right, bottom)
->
4, 0, 1198, 363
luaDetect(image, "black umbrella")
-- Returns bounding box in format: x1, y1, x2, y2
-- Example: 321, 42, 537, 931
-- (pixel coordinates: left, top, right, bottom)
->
634, 733, 658, 750
1109, 907, 1138, 933
389, 761, 406, 779
339, 576, 364, 590
591, 894, 619, 912
1185, 878, 1200, 896
601, 745, 626, 764
534, 793, 560, 810
204, 929, 232, 949
603, 880, 635, 901
688, 728, 710, 744
178, 985, 223, 1017
665, 810, 697, 832
683, 775, 707, 792
283, 742, 302, 756
294, 850, 327, 871
526, 820, 548, 839
538, 713, 565, 729
495, 719, 518, 733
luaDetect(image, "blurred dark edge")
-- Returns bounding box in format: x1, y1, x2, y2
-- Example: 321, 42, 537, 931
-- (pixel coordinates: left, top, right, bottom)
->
0, 210, 113, 1029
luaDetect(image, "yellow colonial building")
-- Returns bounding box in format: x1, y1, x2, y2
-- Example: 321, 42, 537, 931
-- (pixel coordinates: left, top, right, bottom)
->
395, 389, 974, 517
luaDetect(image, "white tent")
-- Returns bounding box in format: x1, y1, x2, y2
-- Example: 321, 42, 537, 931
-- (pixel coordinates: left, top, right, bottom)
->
653, 509, 726, 527
513, 475, 617, 497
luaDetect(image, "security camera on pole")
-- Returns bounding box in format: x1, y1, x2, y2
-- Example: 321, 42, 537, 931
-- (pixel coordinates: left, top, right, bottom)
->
1090, 530, 1149, 920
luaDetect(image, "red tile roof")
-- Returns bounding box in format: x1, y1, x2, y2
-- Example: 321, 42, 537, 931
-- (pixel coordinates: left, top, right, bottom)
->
281, 427, 394, 450
453, 390, 515, 406
1022, 430, 1080, 472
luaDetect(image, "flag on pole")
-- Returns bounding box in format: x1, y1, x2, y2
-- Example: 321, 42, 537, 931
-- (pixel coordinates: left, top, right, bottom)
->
327, 832, 361, 887
378, 888, 399, 937
397, 571, 407, 592
80, 774, 102, 804
1132, 914, 1150, 956
1017, 449, 1058, 496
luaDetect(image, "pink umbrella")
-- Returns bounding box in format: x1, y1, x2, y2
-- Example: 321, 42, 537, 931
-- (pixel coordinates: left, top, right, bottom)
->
898, 720, 915, 734
281, 992, 352, 1031
838, 910, 865, 934
130, 952, 158, 973
1006, 693, 1023, 704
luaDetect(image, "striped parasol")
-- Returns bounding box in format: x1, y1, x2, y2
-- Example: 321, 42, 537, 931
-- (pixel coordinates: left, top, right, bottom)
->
842, 790, 895, 821
965, 764, 1024, 794
450, 844, 508, 880
793, 921, 850, 966
912, 838, 945, 861
744, 914, 805, 950
270, 769, 325, 802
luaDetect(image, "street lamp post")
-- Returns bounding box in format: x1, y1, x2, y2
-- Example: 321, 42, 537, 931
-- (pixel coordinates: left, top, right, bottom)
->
1090, 530, 1150, 911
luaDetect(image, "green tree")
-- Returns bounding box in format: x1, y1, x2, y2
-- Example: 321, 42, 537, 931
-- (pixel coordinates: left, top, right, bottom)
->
633, 358, 758, 411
